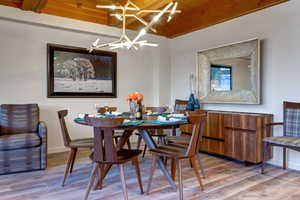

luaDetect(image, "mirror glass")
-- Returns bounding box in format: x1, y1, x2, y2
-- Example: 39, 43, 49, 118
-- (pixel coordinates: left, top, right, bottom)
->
210, 56, 251, 92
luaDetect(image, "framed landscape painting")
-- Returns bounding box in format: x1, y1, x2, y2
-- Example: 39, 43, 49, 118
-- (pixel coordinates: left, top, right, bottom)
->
47, 44, 117, 98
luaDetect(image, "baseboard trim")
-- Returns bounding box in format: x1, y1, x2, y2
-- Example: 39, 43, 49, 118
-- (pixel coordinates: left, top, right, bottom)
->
48, 146, 68, 154
268, 159, 300, 171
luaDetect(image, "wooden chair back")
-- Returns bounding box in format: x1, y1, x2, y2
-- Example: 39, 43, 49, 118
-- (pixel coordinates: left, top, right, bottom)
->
185, 115, 206, 157
97, 107, 117, 114
283, 101, 300, 138
86, 117, 124, 163
174, 99, 188, 113
180, 110, 207, 134
146, 107, 167, 113
57, 110, 72, 148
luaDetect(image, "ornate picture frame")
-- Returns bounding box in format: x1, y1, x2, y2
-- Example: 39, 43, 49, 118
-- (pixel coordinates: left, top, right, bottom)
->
197, 39, 261, 104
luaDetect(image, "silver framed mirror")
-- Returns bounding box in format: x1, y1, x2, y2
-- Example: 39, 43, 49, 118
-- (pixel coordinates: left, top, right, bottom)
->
197, 39, 261, 104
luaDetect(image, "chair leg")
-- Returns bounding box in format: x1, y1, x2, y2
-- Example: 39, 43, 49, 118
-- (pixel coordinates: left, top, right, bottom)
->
118, 164, 129, 200
126, 139, 132, 150
146, 155, 157, 194
261, 142, 269, 174
69, 148, 78, 174
189, 158, 193, 168
136, 135, 142, 150
190, 156, 204, 190
283, 147, 287, 169
114, 137, 119, 145
84, 163, 98, 200
197, 154, 206, 178
133, 158, 144, 194
171, 158, 176, 181
142, 144, 147, 158
62, 148, 76, 186
176, 159, 183, 200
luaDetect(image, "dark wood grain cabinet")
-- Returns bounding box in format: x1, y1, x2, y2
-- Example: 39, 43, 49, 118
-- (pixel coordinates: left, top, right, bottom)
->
183, 110, 273, 164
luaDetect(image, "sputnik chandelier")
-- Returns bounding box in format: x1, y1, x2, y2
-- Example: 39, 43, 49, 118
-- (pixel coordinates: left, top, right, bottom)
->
89, 0, 181, 51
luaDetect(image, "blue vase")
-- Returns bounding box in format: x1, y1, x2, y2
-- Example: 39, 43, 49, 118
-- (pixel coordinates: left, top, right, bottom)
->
194, 98, 201, 110
186, 93, 196, 111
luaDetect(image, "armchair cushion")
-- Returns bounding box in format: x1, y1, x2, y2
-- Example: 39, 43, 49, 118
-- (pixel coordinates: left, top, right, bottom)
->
0, 133, 41, 151
264, 136, 300, 148
0, 104, 39, 134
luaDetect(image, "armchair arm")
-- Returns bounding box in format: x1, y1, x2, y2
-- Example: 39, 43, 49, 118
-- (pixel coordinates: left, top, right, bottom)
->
38, 121, 47, 169
265, 122, 284, 127
38, 121, 47, 139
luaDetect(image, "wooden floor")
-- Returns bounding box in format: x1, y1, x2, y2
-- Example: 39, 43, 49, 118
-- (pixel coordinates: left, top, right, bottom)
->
1, 149, 300, 200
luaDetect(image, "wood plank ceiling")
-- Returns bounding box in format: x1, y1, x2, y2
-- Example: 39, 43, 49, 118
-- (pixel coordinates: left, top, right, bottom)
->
0, 0, 289, 38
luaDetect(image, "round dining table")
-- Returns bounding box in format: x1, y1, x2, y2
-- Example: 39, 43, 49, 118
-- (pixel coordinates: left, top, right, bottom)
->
74, 116, 188, 190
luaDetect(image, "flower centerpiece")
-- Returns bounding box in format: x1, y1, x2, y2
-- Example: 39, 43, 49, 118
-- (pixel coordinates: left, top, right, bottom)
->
126, 92, 144, 119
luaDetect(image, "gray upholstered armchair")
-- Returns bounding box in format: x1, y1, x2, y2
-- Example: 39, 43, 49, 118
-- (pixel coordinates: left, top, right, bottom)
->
0, 104, 47, 175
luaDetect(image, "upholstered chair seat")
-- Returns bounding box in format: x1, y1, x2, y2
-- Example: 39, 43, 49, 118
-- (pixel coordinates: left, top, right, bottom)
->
264, 136, 300, 148
0, 133, 41, 151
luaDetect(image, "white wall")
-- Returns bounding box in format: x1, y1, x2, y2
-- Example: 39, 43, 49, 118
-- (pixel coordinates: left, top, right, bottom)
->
0, 6, 171, 153
170, 0, 300, 170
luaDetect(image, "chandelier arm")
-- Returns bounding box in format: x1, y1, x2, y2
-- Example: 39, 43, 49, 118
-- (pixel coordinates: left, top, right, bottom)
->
93, 1, 180, 51
145, 2, 173, 30
128, 2, 173, 49
136, 9, 181, 15
127, 0, 140, 11
114, 13, 157, 32
131, 15, 157, 33
124, 35, 138, 50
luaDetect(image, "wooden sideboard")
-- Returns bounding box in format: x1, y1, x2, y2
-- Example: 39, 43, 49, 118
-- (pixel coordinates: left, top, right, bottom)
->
181, 110, 273, 164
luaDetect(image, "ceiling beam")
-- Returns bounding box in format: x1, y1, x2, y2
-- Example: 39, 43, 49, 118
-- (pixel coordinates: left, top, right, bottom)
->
22, 0, 48, 12
0, 0, 22, 8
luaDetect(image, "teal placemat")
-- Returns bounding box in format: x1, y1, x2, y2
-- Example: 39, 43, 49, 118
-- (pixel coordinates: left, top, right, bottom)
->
170, 116, 188, 119
74, 117, 85, 122
144, 119, 188, 125
143, 113, 170, 117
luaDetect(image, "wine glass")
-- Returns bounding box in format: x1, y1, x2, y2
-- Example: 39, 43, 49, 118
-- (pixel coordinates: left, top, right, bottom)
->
167, 104, 174, 114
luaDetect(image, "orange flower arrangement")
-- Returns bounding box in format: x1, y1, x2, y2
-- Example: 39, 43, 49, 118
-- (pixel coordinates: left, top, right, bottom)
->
126, 92, 144, 103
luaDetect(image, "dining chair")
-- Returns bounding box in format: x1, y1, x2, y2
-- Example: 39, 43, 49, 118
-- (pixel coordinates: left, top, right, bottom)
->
136, 106, 168, 158
166, 111, 207, 178
262, 101, 300, 173
97, 106, 131, 149
84, 117, 143, 200
174, 99, 188, 113
57, 110, 94, 186
146, 115, 206, 200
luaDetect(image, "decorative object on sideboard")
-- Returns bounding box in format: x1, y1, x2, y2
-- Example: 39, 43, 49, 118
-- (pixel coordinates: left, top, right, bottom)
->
187, 73, 201, 111
89, 0, 181, 51
47, 44, 117, 98
197, 39, 261, 104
